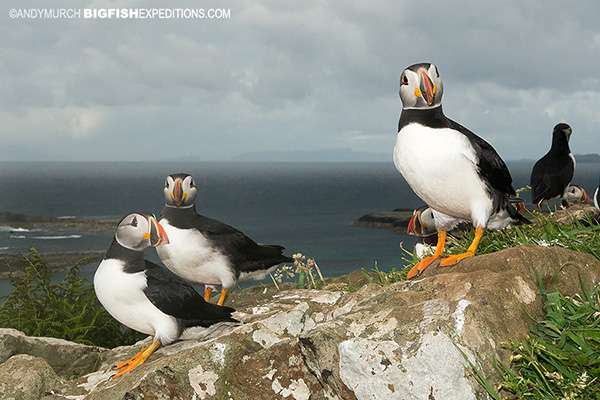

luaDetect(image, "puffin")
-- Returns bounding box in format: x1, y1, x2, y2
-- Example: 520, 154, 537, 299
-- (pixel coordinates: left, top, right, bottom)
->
530, 123, 575, 208
94, 212, 237, 378
594, 180, 599, 210
393, 62, 528, 279
562, 184, 590, 207
157, 173, 292, 305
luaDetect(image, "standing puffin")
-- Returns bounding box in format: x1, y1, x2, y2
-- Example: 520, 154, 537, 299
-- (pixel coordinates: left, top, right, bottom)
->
94, 212, 237, 377
394, 62, 528, 279
530, 123, 575, 208
157, 173, 292, 305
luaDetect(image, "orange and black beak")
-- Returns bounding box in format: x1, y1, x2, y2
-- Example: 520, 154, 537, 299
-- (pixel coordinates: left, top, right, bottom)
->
419, 70, 435, 106
407, 210, 418, 236
172, 178, 184, 207
583, 189, 590, 204
148, 216, 169, 247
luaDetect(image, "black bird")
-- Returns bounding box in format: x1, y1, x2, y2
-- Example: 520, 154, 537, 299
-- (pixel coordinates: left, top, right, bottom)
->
94, 212, 237, 378
530, 123, 575, 208
157, 173, 292, 305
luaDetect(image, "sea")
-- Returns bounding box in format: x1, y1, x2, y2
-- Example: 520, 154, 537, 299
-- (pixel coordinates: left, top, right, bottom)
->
0, 161, 598, 297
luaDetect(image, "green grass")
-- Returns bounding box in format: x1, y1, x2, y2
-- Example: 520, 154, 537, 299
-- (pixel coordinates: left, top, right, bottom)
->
361, 262, 407, 286
0, 249, 143, 347
446, 213, 600, 261
476, 280, 600, 399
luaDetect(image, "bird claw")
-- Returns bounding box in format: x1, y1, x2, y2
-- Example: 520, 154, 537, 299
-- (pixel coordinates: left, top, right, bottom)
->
406, 255, 440, 279
439, 252, 474, 267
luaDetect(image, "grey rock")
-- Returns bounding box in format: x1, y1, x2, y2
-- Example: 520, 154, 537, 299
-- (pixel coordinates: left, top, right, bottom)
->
1, 245, 599, 399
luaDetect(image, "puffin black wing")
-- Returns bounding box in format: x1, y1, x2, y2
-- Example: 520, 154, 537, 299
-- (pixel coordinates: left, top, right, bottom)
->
193, 214, 292, 272
143, 260, 237, 327
447, 119, 516, 197
530, 154, 574, 204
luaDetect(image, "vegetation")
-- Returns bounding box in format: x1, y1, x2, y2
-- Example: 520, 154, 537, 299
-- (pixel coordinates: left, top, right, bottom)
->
361, 262, 407, 285
270, 252, 325, 290
445, 211, 600, 399
0, 248, 143, 347
446, 212, 600, 261
475, 280, 600, 399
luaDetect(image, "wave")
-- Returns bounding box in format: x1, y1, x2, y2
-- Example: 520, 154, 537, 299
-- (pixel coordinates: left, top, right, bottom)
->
31, 235, 82, 240
10, 234, 82, 240
0, 226, 30, 233
0, 247, 9, 251
57, 216, 77, 220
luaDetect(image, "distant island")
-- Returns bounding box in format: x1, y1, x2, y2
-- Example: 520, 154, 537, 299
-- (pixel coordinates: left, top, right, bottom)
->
233, 148, 390, 162
575, 153, 600, 163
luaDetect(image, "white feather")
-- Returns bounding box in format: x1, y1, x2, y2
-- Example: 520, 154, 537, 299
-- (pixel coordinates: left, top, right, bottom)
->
594, 187, 599, 210
394, 123, 494, 228
156, 219, 237, 289
93, 258, 180, 344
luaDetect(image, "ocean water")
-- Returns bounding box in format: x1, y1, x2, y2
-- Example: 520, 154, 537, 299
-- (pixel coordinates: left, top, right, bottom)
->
0, 161, 598, 295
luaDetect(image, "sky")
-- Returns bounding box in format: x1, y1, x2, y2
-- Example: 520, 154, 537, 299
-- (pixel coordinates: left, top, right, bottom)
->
1, 0, 600, 161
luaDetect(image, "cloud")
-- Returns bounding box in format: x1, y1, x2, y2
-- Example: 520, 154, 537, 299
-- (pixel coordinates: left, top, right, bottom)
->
1, 0, 599, 160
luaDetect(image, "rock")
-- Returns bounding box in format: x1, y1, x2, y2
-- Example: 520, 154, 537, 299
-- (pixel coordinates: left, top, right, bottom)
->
0, 329, 106, 378
0, 245, 599, 399
0, 354, 61, 400
352, 209, 414, 232
551, 204, 600, 224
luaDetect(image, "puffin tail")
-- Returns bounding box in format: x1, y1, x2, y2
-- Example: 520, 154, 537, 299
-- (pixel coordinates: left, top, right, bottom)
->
183, 303, 238, 328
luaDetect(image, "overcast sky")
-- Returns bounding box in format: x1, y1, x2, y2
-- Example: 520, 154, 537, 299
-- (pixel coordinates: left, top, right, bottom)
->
1, 0, 599, 161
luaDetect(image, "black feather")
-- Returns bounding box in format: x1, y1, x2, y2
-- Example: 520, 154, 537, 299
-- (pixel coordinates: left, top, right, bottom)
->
160, 206, 292, 274
143, 260, 237, 327
530, 126, 574, 204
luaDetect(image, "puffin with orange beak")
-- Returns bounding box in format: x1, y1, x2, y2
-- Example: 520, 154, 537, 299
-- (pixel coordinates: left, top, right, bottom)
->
394, 62, 529, 279
158, 173, 292, 306
94, 212, 236, 378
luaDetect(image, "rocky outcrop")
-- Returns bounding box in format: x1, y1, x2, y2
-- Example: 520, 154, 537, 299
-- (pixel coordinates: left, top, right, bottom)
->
352, 209, 414, 232
0, 245, 599, 400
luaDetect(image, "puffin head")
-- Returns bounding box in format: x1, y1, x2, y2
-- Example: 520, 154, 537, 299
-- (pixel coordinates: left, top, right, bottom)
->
115, 212, 169, 251
553, 123, 572, 142
164, 173, 198, 208
399, 63, 444, 109
563, 184, 590, 206
407, 206, 437, 237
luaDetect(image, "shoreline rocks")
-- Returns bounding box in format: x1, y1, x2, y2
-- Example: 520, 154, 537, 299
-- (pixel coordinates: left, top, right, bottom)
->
0, 245, 598, 399
352, 208, 414, 232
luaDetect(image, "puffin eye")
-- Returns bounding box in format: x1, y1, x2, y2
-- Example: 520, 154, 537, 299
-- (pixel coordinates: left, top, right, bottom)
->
165, 180, 169, 188
434, 66, 439, 78
401, 75, 408, 85
130, 216, 138, 227
190, 179, 195, 187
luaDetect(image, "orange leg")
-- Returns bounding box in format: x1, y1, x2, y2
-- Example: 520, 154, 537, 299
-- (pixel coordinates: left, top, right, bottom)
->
113, 348, 145, 370
112, 339, 161, 379
440, 227, 484, 267
407, 231, 447, 279
203, 286, 213, 302
217, 288, 229, 306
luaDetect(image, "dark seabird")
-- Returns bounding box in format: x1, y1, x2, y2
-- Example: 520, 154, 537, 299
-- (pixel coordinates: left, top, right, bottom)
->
530, 123, 575, 208
157, 173, 292, 305
94, 212, 237, 377
393, 62, 528, 279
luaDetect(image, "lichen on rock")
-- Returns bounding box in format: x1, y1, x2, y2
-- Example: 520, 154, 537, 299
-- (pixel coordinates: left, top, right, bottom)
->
0, 244, 599, 399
